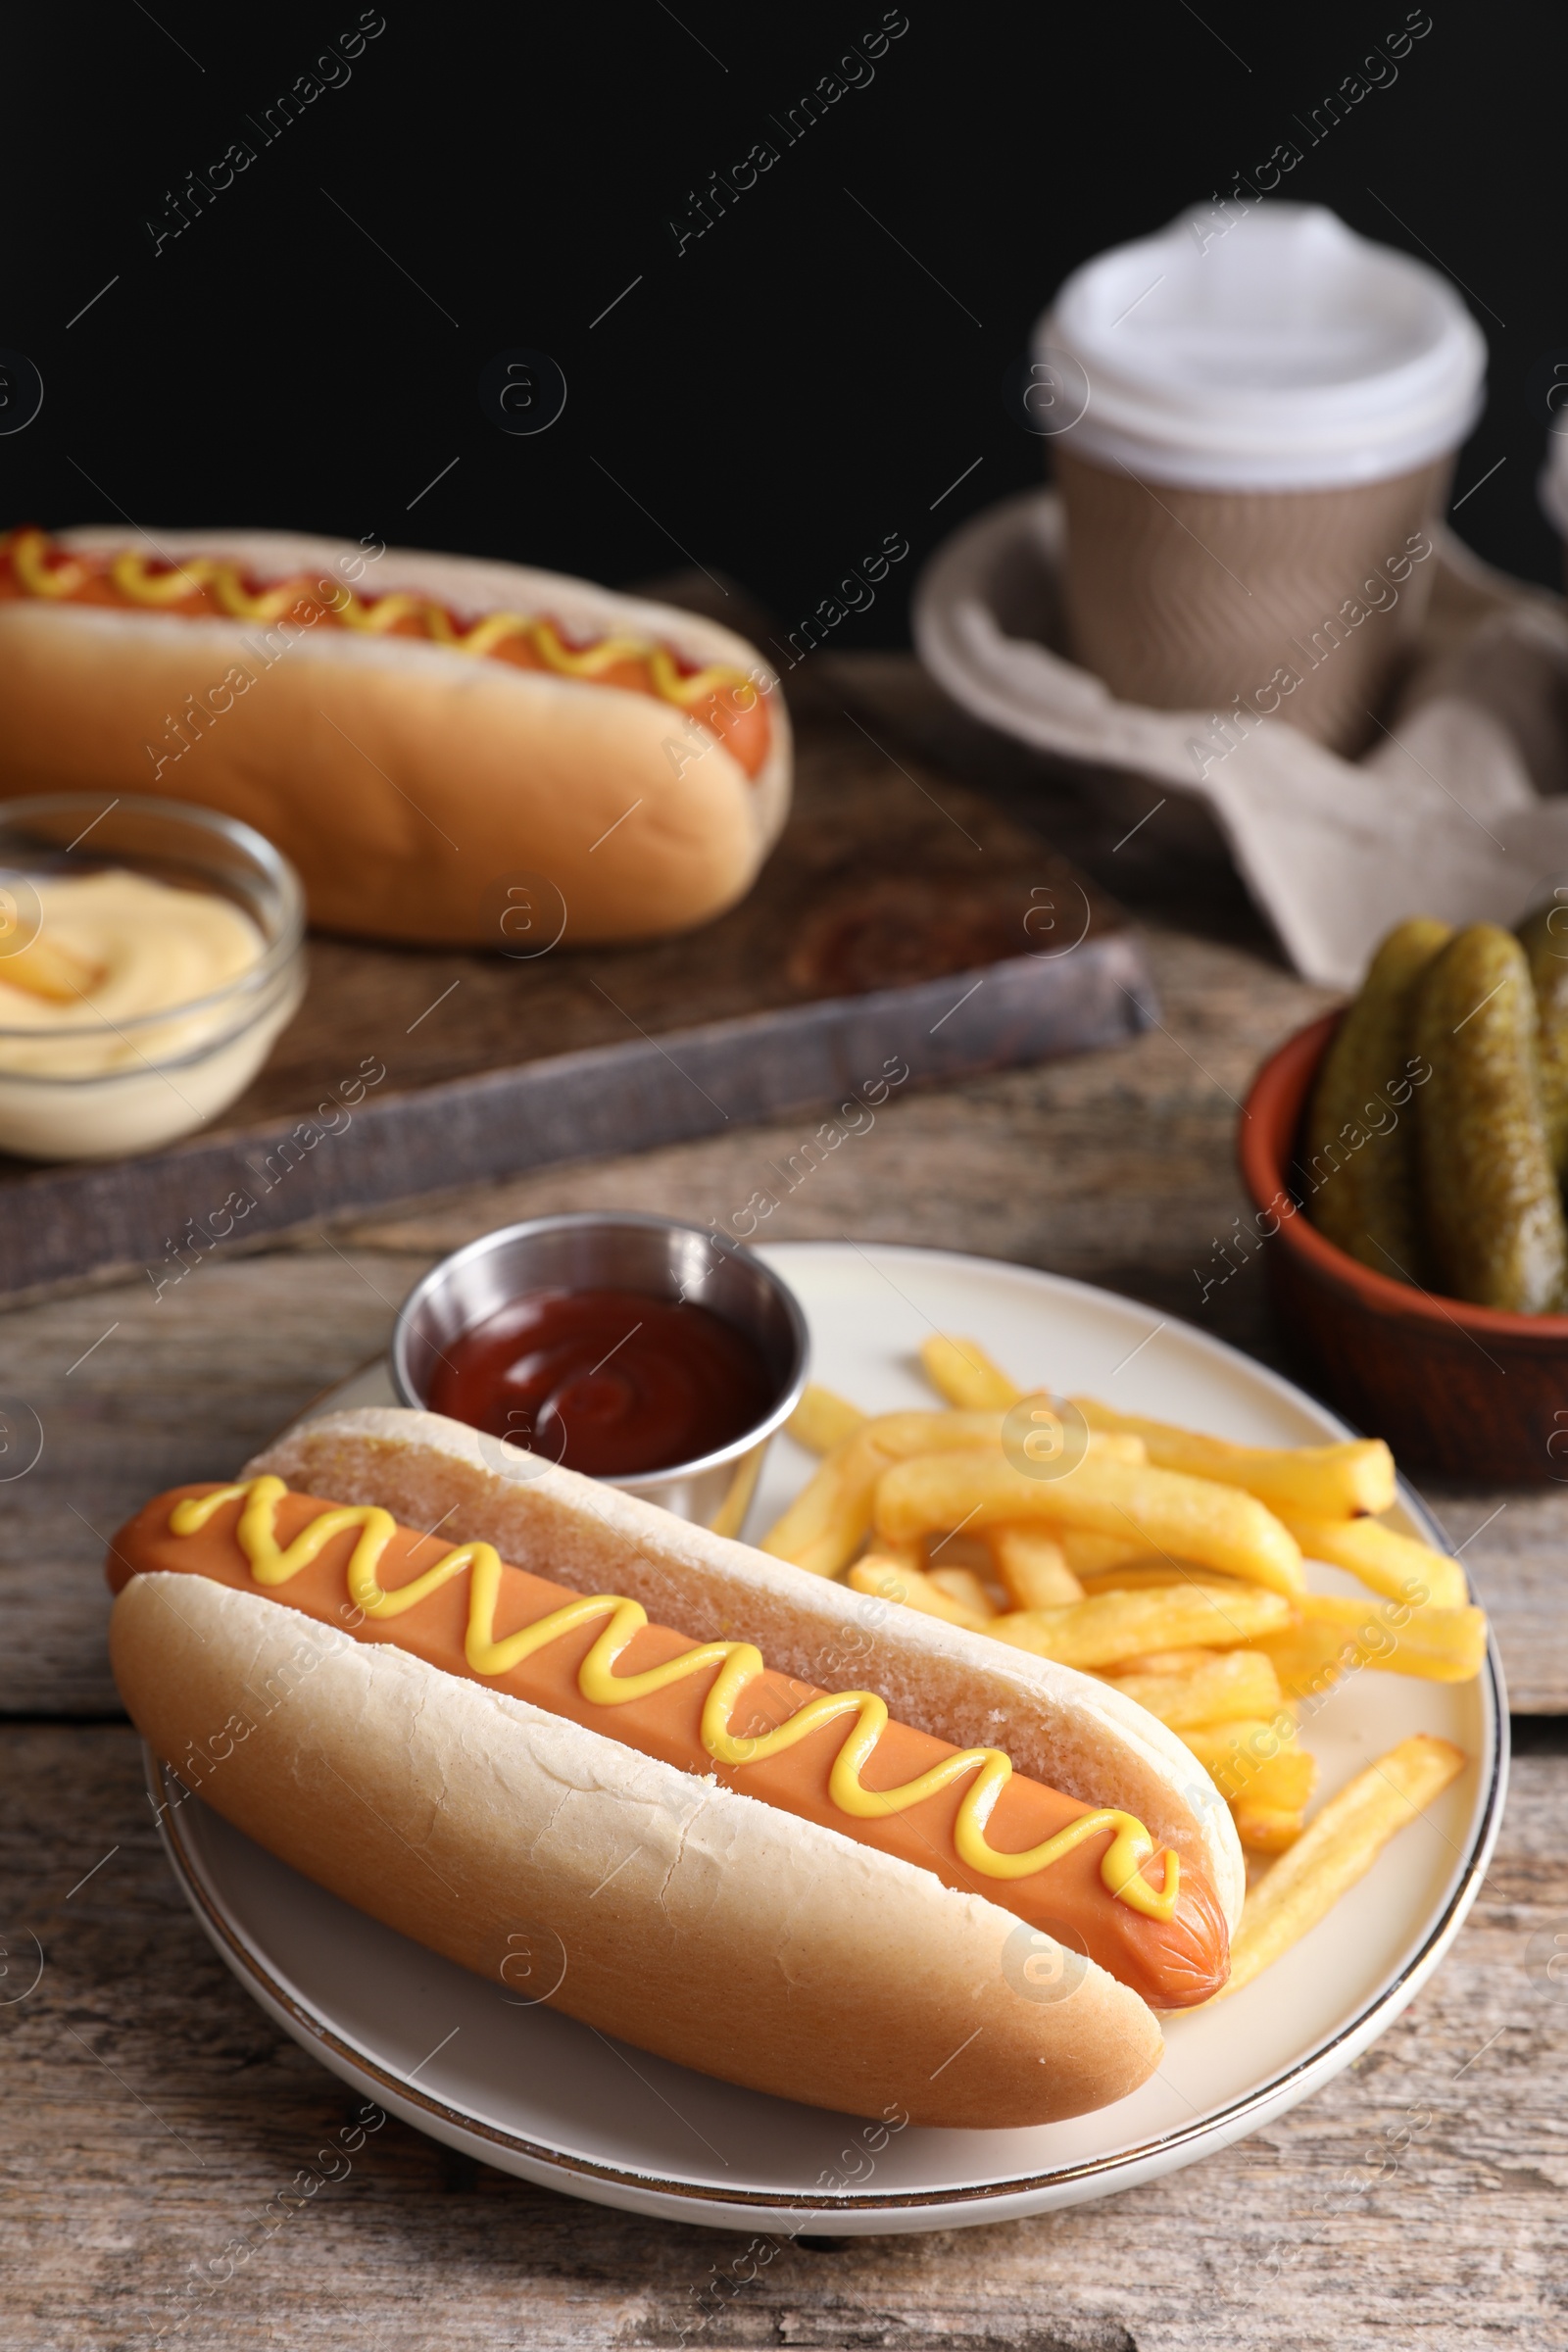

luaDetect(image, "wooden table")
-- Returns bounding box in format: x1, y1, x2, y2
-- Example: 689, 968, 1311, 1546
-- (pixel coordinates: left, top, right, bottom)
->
4, 656, 1564, 2348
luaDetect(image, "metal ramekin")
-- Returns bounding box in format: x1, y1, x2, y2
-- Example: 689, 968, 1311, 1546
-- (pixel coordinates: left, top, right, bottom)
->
390, 1211, 809, 1534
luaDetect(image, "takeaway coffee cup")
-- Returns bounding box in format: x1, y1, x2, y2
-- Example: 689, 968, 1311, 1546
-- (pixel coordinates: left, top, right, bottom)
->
1036, 203, 1487, 755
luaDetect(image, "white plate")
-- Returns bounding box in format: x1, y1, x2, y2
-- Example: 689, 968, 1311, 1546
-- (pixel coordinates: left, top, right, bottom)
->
152, 1242, 1506, 2234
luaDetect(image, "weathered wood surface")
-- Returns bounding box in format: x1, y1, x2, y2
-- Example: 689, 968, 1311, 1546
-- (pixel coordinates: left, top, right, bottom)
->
2, 1724, 1562, 2350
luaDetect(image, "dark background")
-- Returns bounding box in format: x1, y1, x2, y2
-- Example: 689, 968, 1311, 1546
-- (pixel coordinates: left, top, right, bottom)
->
5, 5, 1561, 644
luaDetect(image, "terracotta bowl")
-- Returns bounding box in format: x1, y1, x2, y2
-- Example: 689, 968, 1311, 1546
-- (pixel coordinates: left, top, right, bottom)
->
1239, 1011, 1568, 1482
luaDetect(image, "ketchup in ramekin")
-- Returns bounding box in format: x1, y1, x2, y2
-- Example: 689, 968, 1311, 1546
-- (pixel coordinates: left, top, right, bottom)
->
424, 1286, 775, 1478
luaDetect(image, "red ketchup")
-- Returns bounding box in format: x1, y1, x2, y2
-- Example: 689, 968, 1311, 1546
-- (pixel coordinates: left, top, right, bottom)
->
425, 1287, 775, 1477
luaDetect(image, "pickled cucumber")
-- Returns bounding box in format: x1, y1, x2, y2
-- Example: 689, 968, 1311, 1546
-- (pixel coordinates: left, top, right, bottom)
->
1305, 917, 1452, 1283
1412, 924, 1567, 1313
1516, 897, 1568, 1179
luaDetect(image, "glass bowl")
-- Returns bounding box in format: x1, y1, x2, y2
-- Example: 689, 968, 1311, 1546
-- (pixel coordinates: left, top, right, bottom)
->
0, 793, 306, 1160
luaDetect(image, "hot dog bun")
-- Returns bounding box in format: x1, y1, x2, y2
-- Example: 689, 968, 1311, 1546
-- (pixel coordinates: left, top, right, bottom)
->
0, 529, 791, 948
109, 1407, 1244, 2129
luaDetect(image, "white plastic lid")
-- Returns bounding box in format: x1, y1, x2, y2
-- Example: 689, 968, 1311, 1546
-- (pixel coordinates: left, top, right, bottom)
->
1037, 202, 1487, 490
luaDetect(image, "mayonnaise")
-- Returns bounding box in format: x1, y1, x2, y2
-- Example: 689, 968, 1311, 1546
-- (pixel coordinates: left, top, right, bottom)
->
0, 868, 302, 1160
0, 870, 265, 1076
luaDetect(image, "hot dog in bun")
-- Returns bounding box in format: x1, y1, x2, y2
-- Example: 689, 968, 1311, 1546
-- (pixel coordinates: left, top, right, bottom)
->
107, 1407, 1243, 2128
0, 527, 791, 946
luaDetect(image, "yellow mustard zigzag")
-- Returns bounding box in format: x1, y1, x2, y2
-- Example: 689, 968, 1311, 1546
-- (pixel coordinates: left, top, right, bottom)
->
9, 530, 753, 711
169, 1476, 1179, 1922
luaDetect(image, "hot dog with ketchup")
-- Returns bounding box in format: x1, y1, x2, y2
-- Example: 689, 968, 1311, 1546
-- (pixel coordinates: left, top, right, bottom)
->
107, 1408, 1242, 2128
0, 528, 791, 949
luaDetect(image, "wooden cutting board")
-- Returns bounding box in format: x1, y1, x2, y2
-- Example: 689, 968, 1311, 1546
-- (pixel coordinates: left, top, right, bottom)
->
0, 659, 1154, 1303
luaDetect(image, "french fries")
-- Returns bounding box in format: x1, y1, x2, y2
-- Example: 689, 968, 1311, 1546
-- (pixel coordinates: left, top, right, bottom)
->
763, 1414, 1147, 1579
1256, 1592, 1489, 1692
760, 1428, 882, 1578
1075, 1397, 1396, 1517
772, 1331, 1485, 1996
1074, 1560, 1216, 1593
873, 1451, 1306, 1597
1057, 1528, 1154, 1578
982, 1584, 1292, 1670
1220, 1735, 1466, 1995
1226, 1761, 1317, 1851
1109, 1647, 1221, 1676
786, 1384, 867, 1456
1103, 1648, 1286, 1731
847, 1557, 990, 1630
873, 1535, 929, 1576
918, 1334, 1021, 1411
925, 1565, 997, 1619
1183, 1716, 1298, 1789
760, 1411, 1010, 1578
1278, 1510, 1468, 1609
1232, 1756, 1318, 1854
987, 1525, 1084, 1609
